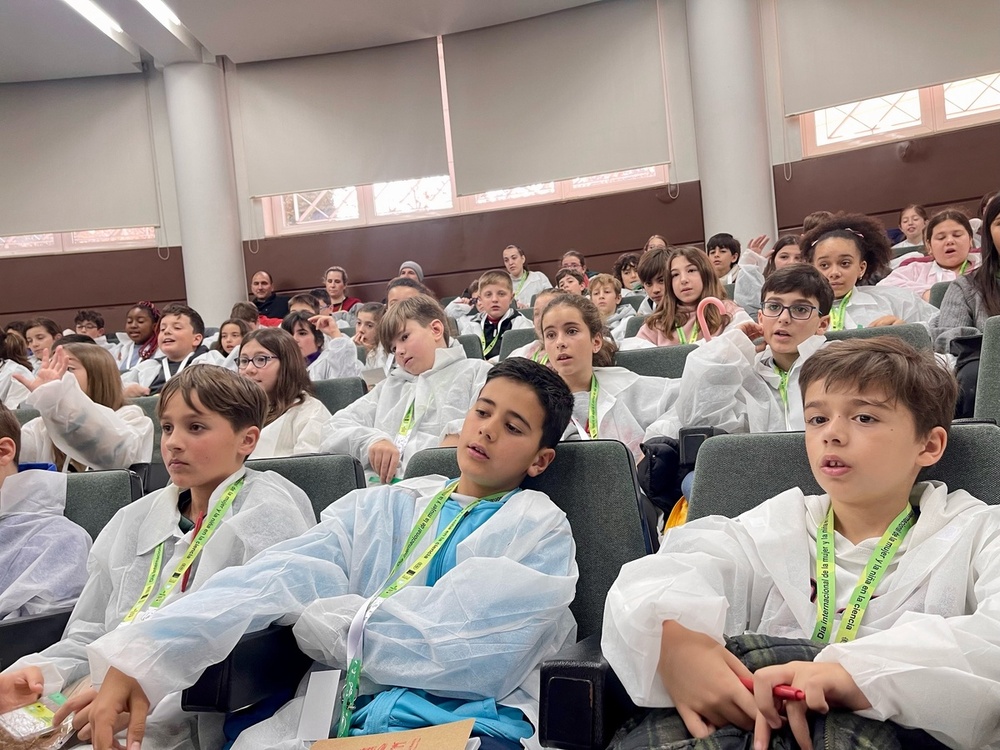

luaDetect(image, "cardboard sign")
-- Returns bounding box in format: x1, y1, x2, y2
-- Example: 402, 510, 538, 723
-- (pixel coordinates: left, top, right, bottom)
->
312, 718, 475, 750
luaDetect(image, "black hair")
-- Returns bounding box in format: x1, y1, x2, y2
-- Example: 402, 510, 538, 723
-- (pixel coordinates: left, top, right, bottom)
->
485, 357, 573, 450
160, 303, 206, 337
4, 321, 27, 337
74, 309, 105, 329
612, 252, 640, 285
706, 233, 742, 263
799, 213, 892, 284
386, 276, 432, 296
761, 264, 835, 315
971, 194, 1000, 318
56, 334, 101, 347
280, 311, 324, 350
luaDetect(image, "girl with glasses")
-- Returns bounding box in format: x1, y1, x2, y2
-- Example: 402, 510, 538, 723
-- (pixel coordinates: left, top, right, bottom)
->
237, 328, 333, 458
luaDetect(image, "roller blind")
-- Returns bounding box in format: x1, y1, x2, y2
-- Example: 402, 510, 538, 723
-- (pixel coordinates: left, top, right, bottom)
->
776, 0, 1000, 115
0, 74, 159, 236
443, 0, 669, 196
235, 38, 449, 197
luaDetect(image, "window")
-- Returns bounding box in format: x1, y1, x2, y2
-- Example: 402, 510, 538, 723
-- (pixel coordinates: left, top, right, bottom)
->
801, 71, 1000, 157
0, 227, 158, 257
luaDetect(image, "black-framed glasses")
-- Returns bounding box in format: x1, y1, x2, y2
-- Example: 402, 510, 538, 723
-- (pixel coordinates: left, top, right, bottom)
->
237, 354, 279, 369
760, 301, 819, 320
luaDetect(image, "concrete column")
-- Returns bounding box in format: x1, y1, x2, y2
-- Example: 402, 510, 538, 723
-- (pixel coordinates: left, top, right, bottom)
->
162, 61, 246, 325
686, 0, 777, 243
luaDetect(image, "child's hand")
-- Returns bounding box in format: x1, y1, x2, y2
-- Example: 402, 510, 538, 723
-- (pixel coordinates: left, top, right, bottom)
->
13, 347, 68, 392
369, 439, 401, 484
0, 666, 44, 712
868, 315, 906, 328
310, 315, 341, 338
751, 661, 871, 750
88, 667, 150, 750
736, 322, 767, 352
657, 620, 758, 737
123, 383, 151, 399
51, 685, 129, 741
748, 235, 772, 257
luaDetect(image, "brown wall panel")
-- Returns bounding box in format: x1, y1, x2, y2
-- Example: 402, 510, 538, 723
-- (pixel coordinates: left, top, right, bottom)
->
774, 122, 1000, 231
0, 247, 186, 331
243, 183, 704, 300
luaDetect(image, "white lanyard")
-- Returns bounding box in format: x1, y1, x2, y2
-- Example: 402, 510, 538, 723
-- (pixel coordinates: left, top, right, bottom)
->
162, 351, 195, 383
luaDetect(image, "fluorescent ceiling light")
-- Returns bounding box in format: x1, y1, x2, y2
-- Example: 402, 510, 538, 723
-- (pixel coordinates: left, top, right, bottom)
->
59, 0, 123, 36
135, 0, 182, 28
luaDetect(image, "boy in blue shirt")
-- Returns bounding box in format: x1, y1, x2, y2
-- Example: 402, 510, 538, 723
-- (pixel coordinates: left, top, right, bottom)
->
85, 358, 578, 750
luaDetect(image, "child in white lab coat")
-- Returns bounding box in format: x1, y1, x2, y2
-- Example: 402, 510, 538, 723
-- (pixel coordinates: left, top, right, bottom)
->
322, 294, 493, 484
604, 337, 1000, 750
236, 328, 333, 459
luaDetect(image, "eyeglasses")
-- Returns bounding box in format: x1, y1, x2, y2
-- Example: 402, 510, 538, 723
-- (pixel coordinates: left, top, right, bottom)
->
237, 354, 279, 369
75, 324, 99, 331
760, 301, 819, 320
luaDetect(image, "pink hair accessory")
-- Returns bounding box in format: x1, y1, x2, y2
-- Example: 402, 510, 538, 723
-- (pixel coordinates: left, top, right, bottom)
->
696, 297, 728, 341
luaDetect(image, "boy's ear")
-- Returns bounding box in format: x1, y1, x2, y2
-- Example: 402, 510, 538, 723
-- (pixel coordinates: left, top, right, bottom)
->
916, 425, 948, 468
0, 437, 17, 468
815, 313, 830, 335
525, 446, 556, 478
429, 319, 445, 341
238, 426, 261, 458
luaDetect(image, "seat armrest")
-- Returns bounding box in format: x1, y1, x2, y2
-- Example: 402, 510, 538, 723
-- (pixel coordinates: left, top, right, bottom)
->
0, 607, 74, 669
538, 633, 641, 750
181, 624, 312, 713
678, 426, 728, 471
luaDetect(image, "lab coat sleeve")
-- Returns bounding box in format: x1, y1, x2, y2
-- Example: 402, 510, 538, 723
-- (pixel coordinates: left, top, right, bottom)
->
619, 376, 681, 433
320, 385, 389, 461
815, 522, 1000, 750
292, 495, 578, 701
602, 517, 762, 707
876, 264, 925, 294
6, 512, 125, 693
734, 264, 764, 317
16, 418, 55, 465
644, 329, 753, 439
1, 373, 30, 409
23, 375, 154, 469
879, 286, 937, 323
312, 335, 364, 380
85, 502, 364, 707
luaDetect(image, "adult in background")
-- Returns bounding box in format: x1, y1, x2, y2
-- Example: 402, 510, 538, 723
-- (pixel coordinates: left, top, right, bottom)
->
250, 271, 290, 320
397, 261, 425, 283
320, 266, 363, 319
503, 244, 552, 308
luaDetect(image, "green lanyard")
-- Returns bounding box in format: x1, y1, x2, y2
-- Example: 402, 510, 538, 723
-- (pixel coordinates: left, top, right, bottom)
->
481, 324, 503, 357
337, 480, 513, 737
586, 375, 599, 439
957, 259, 969, 276
398, 400, 416, 437
774, 366, 790, 412
122, 478, 244, 624
829, 290, 854, 332
514, 272, 529, 295
676, 323, 700, 345
811, 503, 916, 644
530, 349, 549, 365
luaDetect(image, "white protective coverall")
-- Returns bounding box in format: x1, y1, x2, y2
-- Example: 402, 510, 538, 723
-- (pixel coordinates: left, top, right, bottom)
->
602, 482, 1000, 750
833, 285, 936, 328
0, 470, 90, 619
307, 334, 365, 381
86, 475, 579, 750
0, 358, 31, 408
5, 467, 315, 750
321, 347, 491, 482
645, 330, 827, 439
512, 270, 553, 308
562, 366, 680, 463
250, 395, 332, 459
120, 349, 221, 390
19, 374, 154, 470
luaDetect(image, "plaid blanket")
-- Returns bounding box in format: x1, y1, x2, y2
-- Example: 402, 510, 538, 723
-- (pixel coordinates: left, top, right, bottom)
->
608, 633, 947, 750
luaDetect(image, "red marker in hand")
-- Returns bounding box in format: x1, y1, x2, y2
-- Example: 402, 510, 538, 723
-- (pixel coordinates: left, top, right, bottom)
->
740, 676, 805, 702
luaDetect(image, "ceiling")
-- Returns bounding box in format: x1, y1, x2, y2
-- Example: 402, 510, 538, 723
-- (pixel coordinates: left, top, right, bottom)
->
0, 0, 602, 84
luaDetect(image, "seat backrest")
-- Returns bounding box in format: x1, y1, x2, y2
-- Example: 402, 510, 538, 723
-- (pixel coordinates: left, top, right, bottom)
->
404, 441, 648, 640
13, 407, 39, 426
624, 315, 648, 339
499, 328, 538, 360
456, 334, 484, 360
621, 294, 645, 312
440, 295, 458, 308
0, 606, 74, 669
723, 283, 735, 300
929, 281, 951, 309
312, 377, 366, 416
205, 327, 219, 338
130, 395, 162, 464
247, 454, 366, 522
65, 469, 143, 540
614, 345, 695, 379
355, 345, 367, 363
825, 323, 931, 350
975, 316, 1000, 423
519, 308, 534, 322
688, 422, 1000, 521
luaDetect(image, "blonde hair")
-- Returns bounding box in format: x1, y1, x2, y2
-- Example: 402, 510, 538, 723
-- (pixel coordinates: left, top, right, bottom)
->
378, 294, 450, 352
478, 269, 514, 292
588, 273, 622, 297
63, 343, 124, 411
645, 246, 729, 336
